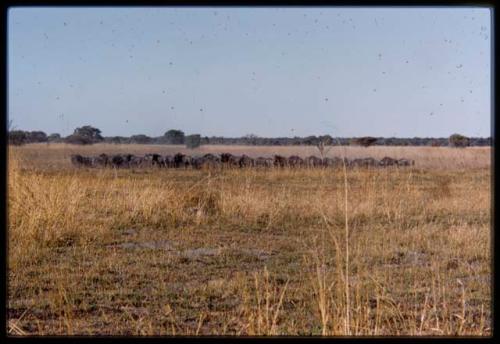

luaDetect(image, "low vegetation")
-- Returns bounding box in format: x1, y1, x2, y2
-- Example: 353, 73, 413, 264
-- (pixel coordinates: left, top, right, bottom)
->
7, 144, 491, 336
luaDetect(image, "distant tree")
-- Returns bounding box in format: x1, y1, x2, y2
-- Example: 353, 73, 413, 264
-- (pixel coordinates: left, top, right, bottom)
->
48, 133, 62, 143
351, 136, 378, 147
130, 134, 153, 144
164, 129, 185, 144
243, 133, 259, 145
107, 136, 128, 144
449, 134, 470, 148
65, 134, 93, 145
302, 136, 318, 145
185, 134, 201, 149
316, 135, 334, 157
27, 131, 48, 143
73, 125, 104, 143
9, 130, 28, 145
428, 139, 441, 147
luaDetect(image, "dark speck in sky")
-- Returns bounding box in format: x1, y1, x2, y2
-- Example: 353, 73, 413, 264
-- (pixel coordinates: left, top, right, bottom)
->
169, 62, 173, 66
324, 98, 328, 101
63, 22, 67, 26
456, 64, 463, 68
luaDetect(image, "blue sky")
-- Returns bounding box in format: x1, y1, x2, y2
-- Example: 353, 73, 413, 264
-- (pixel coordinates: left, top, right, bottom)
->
8, 7, 491, 137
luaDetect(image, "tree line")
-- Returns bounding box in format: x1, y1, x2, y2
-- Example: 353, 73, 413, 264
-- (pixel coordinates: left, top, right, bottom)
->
8, 125, 490, 148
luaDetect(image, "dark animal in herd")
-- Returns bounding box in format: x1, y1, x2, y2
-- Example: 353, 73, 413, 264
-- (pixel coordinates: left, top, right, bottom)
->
70, 153, 415, 169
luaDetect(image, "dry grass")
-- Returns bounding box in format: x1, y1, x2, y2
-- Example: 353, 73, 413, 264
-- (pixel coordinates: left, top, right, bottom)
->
7, 144, 491, 336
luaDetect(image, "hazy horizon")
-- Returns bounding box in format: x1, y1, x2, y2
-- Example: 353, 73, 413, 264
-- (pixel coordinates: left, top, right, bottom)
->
8, 7, 492, 138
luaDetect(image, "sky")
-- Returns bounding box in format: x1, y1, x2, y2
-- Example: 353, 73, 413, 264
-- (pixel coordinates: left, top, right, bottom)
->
8, 7, 492, 138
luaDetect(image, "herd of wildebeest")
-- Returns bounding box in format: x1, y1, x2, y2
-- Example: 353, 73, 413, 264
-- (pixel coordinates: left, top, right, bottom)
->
71, 152, 415, 169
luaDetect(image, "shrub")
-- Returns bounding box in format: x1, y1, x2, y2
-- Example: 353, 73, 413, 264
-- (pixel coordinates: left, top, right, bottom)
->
130, 135, 153, 144
72, 125, 104, 143
449, 134, 470, 148
185, 134, 201, 149
65, 134, 93, 145
164, 129, 185, 144
350, 137, 378, 147
9, 130, 28, 145
48, 133, 62, 143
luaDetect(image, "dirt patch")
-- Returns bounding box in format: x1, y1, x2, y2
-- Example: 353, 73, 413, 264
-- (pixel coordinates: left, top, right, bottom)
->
108, 240, 176, 251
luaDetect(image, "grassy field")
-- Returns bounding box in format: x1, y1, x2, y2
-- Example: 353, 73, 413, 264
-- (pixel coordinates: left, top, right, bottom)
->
7, 144, 491, 336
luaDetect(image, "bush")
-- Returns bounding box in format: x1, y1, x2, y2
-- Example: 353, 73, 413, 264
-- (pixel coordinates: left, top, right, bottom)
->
164, 129, 185, 144
449, 134, 470, 148
27, 131, 48, 143
130, 135, 153, 144
350, 137, 378, 147
65, 134, 93, 145
185, 134, 201, 149
48, 133, 62, 143
72, 125, 104, 143
9, 130, 28, 145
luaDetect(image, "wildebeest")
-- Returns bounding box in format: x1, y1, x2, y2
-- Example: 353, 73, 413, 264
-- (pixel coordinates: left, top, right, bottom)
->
351, 157, 377, 167
190, 155, 215, 170
91, 153, 109, 167
305, 155, 323, 168
70, 152, 414, 171
71, 154, 92, 167
396, 158, 414, 166
202, 154, 221, 169
144, 153, 164, 167
173, 153, 192, 168
191, 156, 204, 170
163, 155, 174, 168
255, 157, 274, 168
288, 155, 304, 168
239, 154, 255, 168
379, 156, 397, 166
273, 155, 288, 168
220, 153, 239, 168
129, 155, 144, 168
110, 154, 127, 168
322, 157, 341, 168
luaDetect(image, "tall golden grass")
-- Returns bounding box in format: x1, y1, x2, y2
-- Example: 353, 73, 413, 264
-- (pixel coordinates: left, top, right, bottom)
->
7, 144, 491, 335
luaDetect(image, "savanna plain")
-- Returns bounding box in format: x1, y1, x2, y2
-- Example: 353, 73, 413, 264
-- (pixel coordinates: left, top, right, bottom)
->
7, 144, 491, 336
